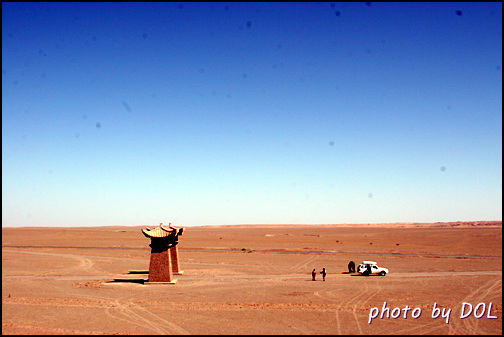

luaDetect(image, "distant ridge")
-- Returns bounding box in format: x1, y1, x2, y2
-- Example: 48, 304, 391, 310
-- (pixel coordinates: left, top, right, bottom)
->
2, 221, 501, 229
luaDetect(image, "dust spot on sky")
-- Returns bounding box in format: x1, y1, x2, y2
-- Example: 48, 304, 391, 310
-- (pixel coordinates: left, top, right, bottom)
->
335, 11, 341, 17
142, 32, 148, 39
329, 141, 335, 147
368, 193, 373, 198
96, 122, 101, 129
456, 10, 463, 16
246, 21, 252, 28
122, 101, 132, 112
440, 166, 446, 172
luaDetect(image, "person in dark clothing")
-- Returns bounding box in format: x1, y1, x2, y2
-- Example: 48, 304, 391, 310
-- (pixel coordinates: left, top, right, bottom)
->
348, 261, 355, 273
365, 264, 372, 276
320, 268, 326, 281
312, 268, 316, 281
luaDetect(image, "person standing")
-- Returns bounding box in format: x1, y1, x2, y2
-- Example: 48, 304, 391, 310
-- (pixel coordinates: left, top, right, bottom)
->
312, 268, 316, 281
320, 268, 326, 281
348, 260, 355, 273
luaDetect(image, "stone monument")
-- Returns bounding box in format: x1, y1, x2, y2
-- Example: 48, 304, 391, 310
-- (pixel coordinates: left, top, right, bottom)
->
142, 223, 184, 284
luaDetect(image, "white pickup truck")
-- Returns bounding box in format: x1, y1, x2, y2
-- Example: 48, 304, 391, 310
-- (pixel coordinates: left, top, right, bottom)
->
357, 261, 389, 276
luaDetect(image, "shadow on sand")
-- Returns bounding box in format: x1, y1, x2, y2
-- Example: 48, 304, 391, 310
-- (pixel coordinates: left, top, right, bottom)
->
107, 270, 148, 284
107, 278, 146, 284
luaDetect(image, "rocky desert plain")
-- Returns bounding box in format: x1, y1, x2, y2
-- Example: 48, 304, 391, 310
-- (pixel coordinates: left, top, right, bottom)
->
2, 221, 502, 335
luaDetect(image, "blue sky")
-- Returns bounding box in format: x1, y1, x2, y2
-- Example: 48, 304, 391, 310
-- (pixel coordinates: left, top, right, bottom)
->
2, 2, 502, 227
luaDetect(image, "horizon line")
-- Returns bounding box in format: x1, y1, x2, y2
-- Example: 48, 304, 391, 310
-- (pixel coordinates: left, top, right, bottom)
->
2, 220, 502, 229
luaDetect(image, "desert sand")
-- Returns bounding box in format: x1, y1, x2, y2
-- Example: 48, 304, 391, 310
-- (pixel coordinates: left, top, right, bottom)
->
2, 221, 502, 335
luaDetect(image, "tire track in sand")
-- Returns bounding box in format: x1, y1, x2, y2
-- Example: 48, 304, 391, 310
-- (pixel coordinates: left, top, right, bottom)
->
77, 291, 189, 335
3, 295, 185, 334
105, 298, 189, 335
287, 254, 320, 273
339, 277, 384, 335
349, 279, 373, 334
3, 249, 97, 275
2, 292, 181, 334
449, 277, 502, 335
313, 289, 343, 334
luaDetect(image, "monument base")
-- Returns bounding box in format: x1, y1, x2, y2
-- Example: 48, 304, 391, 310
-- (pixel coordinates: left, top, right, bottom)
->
174, 270, 184, 275
148, 248, 174, 282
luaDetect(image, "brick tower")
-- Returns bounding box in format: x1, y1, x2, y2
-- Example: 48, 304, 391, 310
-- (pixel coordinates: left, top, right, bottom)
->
142, 223, 184, 284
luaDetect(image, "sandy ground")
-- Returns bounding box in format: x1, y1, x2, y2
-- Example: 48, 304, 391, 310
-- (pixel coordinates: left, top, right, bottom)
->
2, 222, 502, 335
